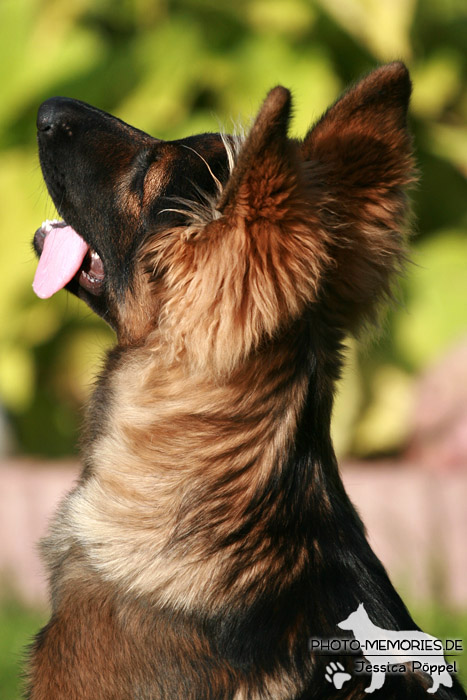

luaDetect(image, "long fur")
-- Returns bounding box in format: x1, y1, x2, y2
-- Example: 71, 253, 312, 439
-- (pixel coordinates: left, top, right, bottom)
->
27, 64, 466, 699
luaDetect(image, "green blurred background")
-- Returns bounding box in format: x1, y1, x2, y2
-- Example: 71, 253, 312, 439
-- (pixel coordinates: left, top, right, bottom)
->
0, 1, 466, 696
0, 0, 466, 459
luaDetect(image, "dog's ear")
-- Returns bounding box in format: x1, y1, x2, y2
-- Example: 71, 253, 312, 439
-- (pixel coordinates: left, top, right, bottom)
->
153, 87, 329, 374
300, 62, 415, 332
149, 65, 414, 374
216, 86, 295, 215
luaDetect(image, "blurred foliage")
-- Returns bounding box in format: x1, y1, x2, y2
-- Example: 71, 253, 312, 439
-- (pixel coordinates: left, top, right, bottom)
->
0, 0, 466, 457
0, 595, 46, 699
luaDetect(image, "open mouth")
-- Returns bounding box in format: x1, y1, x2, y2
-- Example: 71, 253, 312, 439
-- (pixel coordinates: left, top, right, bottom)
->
33, 220, 105, 298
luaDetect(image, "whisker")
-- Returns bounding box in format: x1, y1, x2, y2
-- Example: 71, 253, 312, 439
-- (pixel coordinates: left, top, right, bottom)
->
179, 143, 223, 194
155, 130, 246, 231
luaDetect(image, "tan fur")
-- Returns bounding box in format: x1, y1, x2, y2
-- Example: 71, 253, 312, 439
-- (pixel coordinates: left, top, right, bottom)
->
45, 333, 309, 610
29, 64, 425, 700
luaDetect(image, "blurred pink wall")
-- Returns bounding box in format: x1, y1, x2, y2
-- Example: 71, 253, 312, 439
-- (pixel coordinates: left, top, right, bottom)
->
0, 460, 466, 607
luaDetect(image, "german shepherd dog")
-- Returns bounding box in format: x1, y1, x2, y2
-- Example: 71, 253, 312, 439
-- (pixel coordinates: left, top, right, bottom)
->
28, 63, 466, 699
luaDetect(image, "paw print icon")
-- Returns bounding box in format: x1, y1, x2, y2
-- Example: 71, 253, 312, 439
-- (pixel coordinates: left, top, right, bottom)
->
325, 661, 352, 690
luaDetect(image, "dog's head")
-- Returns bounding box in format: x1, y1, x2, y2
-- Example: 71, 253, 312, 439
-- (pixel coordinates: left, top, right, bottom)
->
34, 63, 414, 372
337, 603, 368, 631
33, 99, 230, 333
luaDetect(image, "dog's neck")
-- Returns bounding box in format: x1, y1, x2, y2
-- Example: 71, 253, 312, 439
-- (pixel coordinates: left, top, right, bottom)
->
61, 328, 398, 634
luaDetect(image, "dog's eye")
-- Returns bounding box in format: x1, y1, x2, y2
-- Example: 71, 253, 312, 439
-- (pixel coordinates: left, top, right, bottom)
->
131, 170, 146, 196
131, 149, 161, 197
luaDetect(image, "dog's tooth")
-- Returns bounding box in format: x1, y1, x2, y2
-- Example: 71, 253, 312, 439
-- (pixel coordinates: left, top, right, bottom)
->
42, 218, 64, 232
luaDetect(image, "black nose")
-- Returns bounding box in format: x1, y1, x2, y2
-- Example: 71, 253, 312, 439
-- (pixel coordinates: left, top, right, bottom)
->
37, 97, 79, 134
37, 98, 60, 132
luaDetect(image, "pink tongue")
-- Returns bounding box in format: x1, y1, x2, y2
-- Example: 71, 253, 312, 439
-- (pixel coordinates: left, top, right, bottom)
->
33, 225, 90, 299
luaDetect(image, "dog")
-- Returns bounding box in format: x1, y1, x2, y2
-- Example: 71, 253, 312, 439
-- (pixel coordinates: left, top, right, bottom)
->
27, 63, 466, 699
337, 603, 454, 694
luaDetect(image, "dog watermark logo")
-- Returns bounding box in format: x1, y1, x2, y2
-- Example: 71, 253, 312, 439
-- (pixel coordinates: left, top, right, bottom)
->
315, 603, 462, 694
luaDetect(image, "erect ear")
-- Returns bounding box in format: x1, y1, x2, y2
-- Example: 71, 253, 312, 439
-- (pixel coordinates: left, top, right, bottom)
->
153, 87, 329, 374
301, 62, 416, 332
217, 86, 294, 215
